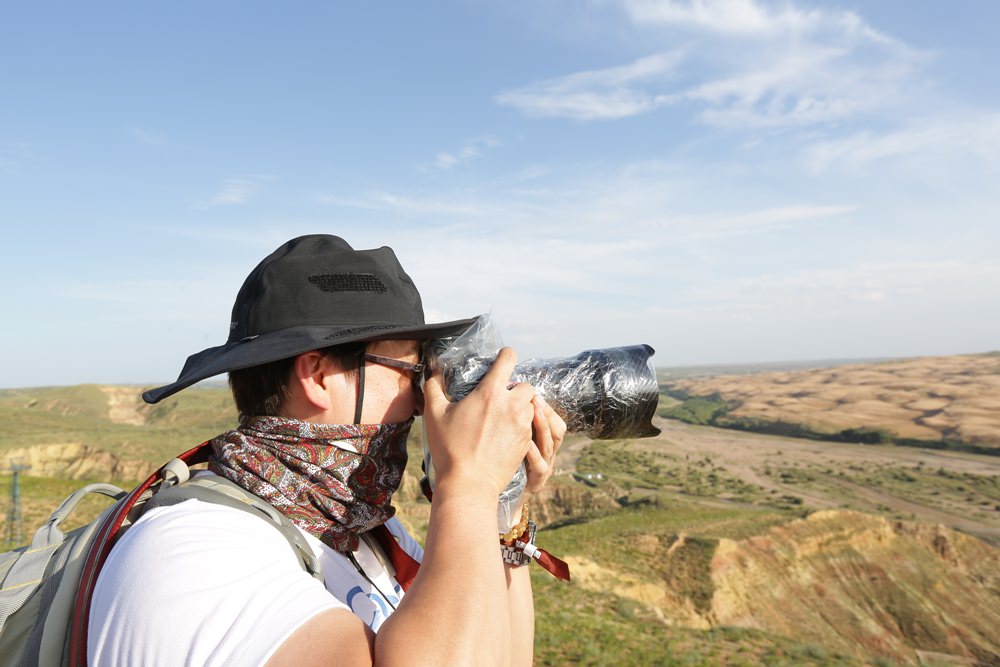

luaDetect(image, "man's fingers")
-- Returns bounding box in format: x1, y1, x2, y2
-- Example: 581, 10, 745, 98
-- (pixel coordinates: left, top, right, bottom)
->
524, 441, 547, 474
477, 347, 519, 393
532, 396, 554, 460
421, 371, 449, 417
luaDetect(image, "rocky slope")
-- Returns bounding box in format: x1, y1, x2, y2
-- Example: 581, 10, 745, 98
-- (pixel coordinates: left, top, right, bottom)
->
571, 510, 1000, 665
532, 477, 622, 526
1, 443, 150, 481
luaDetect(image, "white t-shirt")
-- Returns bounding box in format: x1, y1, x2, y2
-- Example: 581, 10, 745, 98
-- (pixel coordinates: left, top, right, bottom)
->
87, 485, 423, 667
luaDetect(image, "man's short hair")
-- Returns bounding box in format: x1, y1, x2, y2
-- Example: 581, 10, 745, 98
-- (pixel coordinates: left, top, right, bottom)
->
228, 342, 367, 421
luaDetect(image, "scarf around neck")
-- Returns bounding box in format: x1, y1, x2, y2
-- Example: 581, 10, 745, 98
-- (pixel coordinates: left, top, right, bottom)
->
209, 415, 412, 552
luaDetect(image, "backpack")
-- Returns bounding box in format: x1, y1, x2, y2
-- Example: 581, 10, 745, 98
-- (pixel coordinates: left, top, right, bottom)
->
0, 442, 322, 667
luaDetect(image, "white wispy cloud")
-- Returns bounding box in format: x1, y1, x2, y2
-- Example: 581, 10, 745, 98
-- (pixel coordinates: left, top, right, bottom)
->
495, 51, 685, 120
161, 225, 295, 251
193, 177, 271, 208
621, 0, 777, 34
209, 179, 258, 205
642, 204, 857, 237
619, 0, 891, 42
433, 136, 502, 170
315, 190, 495, 218
500, 0, 925, 128
354, 161, 865, 318
400, 231, 656, 321
508, 165, 552, 182
687, 259, 1000, 312
370, 191, 491, 217
804, 113, 1000, 171
58, 276, 238, 347
683, 43, 920, 128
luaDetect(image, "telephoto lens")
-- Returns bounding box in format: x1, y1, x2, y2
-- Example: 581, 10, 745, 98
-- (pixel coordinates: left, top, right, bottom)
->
422, 315, 661, 532
429, 338, 661, 440
510, 345, 661, 439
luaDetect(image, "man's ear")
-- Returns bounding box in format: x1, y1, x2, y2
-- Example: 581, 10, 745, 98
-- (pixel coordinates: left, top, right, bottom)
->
291, 351, 334, 411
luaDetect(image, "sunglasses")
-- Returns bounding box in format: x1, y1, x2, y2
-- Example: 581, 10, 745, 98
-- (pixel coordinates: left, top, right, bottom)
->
363, 352, 425, 385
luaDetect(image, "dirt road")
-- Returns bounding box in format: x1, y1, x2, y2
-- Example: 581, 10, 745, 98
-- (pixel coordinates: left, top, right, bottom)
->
558, 417, 1000, 544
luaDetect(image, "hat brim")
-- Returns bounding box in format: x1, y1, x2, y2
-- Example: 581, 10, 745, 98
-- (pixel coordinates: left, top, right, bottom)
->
142, 316, 478, 404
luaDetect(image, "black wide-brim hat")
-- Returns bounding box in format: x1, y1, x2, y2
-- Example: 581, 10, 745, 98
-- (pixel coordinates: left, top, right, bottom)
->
143, 234, 477, 404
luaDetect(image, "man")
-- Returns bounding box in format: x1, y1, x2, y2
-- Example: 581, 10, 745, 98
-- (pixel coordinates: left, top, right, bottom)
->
87, 234, 565, 666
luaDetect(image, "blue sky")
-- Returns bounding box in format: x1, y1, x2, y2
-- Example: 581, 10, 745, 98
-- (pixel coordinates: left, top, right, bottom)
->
2, 0, 998, 389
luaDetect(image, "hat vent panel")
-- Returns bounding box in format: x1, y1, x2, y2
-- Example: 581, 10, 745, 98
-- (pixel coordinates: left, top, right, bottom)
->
324, 324, 398, 340
308, 273, 388, 293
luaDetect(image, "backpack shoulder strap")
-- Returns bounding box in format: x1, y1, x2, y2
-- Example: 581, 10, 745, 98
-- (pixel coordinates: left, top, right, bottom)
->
67, 442, 209, 667
146, 474, 323, 580
68, 442, 326, 667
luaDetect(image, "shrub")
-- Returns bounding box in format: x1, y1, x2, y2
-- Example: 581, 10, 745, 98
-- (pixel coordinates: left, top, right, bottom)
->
659, 394, 730, 425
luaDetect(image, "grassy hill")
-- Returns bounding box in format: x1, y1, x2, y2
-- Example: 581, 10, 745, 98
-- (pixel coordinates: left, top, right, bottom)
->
3, 370, 1000, 665
0, 384, 237, 476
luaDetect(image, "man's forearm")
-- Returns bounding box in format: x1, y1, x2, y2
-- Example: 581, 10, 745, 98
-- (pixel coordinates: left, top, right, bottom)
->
505, 562, 535, 667
375, 484, 513, 666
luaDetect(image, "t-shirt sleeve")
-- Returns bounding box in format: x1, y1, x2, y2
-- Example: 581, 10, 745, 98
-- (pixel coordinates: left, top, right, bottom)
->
88, 499, 347, 667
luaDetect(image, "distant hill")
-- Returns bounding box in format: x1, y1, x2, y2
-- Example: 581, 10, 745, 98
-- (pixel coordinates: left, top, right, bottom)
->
0, 384, 237, 479
660, 351, 1000, 453
658, 356, 893, 381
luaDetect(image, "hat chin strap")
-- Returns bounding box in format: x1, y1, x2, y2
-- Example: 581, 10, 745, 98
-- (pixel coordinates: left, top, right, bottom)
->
354, 349, 366, 424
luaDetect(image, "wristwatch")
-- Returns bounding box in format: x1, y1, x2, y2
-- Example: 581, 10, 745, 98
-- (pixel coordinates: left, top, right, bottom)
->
500, 520, 538, 567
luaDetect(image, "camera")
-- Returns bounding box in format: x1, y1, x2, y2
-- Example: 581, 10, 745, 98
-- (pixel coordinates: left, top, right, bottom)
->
421, 315, 661, 531
430, 343, 661, 440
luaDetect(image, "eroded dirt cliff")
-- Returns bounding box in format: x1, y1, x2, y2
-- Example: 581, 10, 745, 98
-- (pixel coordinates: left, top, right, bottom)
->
571, 510, 1000, 665
710, 510, 1000, 663
1, 443, 150, 481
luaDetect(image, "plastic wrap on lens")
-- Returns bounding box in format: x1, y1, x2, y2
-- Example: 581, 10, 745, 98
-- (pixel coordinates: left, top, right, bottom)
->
429, 316, 661, 440
421, 314, 661, 532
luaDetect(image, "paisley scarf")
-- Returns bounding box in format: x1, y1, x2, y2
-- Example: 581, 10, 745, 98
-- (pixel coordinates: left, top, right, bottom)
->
209, 415, 411, 552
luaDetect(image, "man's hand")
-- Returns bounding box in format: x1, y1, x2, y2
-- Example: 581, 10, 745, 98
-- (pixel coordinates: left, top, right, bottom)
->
422, 347, 536, 498
525, 396, 565, 494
